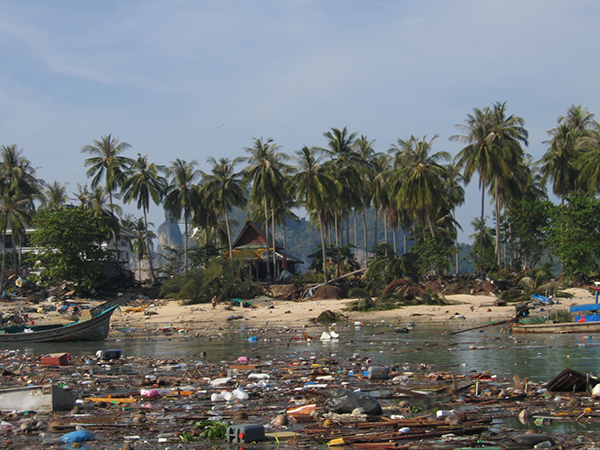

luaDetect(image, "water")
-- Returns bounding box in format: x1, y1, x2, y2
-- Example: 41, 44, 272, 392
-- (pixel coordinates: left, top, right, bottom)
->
7, 322, 600, 382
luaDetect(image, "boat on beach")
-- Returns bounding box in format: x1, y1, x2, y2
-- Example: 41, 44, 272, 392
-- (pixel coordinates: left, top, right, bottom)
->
0, 301, 118, 343
512, 287, 600, 334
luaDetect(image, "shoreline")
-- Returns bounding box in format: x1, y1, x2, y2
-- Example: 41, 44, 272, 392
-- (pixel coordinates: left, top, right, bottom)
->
2, 287, 594, 334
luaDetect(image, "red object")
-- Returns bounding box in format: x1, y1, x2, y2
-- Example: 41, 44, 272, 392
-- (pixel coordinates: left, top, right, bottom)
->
41, 353, 69, 366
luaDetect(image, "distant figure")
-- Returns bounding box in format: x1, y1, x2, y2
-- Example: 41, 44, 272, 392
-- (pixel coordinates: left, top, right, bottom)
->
211, 295, 218, 309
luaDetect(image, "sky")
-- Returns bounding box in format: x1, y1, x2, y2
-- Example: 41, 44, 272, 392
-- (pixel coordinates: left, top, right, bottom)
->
1, 0, 600, 242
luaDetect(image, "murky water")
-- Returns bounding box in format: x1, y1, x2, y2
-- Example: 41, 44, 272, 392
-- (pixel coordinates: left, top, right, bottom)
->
7, 321, 600, 383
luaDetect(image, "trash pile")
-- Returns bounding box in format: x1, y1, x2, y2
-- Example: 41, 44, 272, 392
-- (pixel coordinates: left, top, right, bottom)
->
0, 348, 598, 449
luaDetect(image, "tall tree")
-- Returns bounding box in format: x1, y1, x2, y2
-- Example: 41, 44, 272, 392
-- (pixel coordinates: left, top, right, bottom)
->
321, 127, 360, 276
244, 138, 286, 279
81, 134, 133, 254
121, 214, 155, 281
203, 157, 247, 259
39, 181, 68, 212
121, 154, 166, 281
539, 105, 596, 201
81, 134, 133, 214
451, 103, 527, 270
287, 146, 334, 282
164, 159, 201, 272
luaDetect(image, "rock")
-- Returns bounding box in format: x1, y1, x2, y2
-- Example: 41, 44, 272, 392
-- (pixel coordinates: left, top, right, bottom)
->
272, 414, 288, 426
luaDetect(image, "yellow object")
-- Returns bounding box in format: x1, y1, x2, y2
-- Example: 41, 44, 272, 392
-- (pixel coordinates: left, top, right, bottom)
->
328, 438, 345, 446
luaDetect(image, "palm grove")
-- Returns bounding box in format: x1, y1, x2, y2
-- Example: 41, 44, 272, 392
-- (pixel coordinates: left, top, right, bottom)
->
2, 102, 600, 296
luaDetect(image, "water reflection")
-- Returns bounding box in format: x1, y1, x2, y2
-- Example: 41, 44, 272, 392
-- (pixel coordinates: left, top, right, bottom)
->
6, 323, 600, 382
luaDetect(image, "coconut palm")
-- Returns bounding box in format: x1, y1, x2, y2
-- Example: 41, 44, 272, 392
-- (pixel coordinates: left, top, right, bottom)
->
164, 159, 202, 272
243, 138, 286, 279
0, 194, 33, 292
81, 134, 133, 212
388, 135, 450, 240
287, 146, 334, 282
121, 154, 166, 281
121, 214, 156, 281
321, 127, 361, 276
203, 157, 247, 258
451, 106, 508, 271
39, 181, 69, 211
82, 135, 134, 254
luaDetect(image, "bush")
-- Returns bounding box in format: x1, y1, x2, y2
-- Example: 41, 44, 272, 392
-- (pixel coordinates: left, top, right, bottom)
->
159, 258, 262, 304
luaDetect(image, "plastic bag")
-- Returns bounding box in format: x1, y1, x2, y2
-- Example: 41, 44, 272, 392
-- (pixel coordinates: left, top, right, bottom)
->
61, 430, 94, 443
323, 388, 381, 415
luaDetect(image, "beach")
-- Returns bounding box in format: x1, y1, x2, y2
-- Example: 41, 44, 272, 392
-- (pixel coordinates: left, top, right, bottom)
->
105, 287, 595, 331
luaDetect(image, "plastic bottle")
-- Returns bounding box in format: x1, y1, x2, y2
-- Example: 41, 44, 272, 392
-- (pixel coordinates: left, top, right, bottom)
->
211, 391, 228, 402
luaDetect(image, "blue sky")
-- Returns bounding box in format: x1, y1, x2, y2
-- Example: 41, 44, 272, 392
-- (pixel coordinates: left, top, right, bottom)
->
1, 1, 599, 242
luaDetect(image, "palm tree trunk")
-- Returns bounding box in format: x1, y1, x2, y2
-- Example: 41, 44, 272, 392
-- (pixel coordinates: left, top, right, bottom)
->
0, 218, 7, 295
495, 177, 501, 266
183, 209, 189, 273
263, 195, 270, 279
334, 211, 341, 277
392, 225, 397, 256
384, 212, 388, 256
362, 210, 368, 267
143, 207, 156, 281
271, 208, 277, 279
225, 208, 233, 259
318, 212, 327, 284
374, 211, 378, 257
353, 210, 357, 252
109, 190, 119, 257
479, 179, 485, 274
283, 220, 288, 271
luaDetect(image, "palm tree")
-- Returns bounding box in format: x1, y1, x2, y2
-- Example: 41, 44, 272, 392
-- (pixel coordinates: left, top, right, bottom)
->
82, 135, 133, 253
244, 138, 286, 279
73, 183, 91, 208
0, 145, 40, 277
354, 136, 382, 264
287, 146, 334, 282
87, 186, 121, 247
0, 194, 33, 293
388, 135, 450, 240
121, 154, 166, 281
203, 157, 247, 258
39, 181, 69, 211
321, 127, 360, 275
450, 105, 528, 271
81, 134, 133, 212
164, 159, 202, 272
121, 214, 156, 281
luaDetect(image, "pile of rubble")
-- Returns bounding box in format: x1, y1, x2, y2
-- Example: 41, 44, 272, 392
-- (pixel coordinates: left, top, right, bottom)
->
0, 348, 598, 449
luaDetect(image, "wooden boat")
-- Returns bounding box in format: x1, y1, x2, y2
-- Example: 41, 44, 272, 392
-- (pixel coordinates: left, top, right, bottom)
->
0, 301, 119, 343
511, 320, 600, 334
512, 288, 600, 334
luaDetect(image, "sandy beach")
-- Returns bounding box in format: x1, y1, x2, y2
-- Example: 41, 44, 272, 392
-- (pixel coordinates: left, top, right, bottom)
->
103, 287, 596, 331
3, 287, 595, 333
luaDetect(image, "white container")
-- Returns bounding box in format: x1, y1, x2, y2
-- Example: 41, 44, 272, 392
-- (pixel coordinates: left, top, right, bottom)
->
436, 409, 456, 418
248, 373, 270, 380
233, 388, 249, 401
211, 391, 228, 402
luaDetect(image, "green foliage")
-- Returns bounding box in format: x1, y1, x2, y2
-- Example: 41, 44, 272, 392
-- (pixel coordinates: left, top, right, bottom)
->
308, 243, 359, 274
546, 191, 600, 278
29, 208, 112, 293
157, 245, 184, 277
179, 430, 196, 442
507, 198, 552, 270
365, 252, 420, 286
159, 257, 262, 304
188, 243, 222, 268
195, 420, 229, 440
410, 233, 453, 275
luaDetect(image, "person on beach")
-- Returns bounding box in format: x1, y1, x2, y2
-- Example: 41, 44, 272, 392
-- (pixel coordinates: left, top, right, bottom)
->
211, 295, 218, 309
